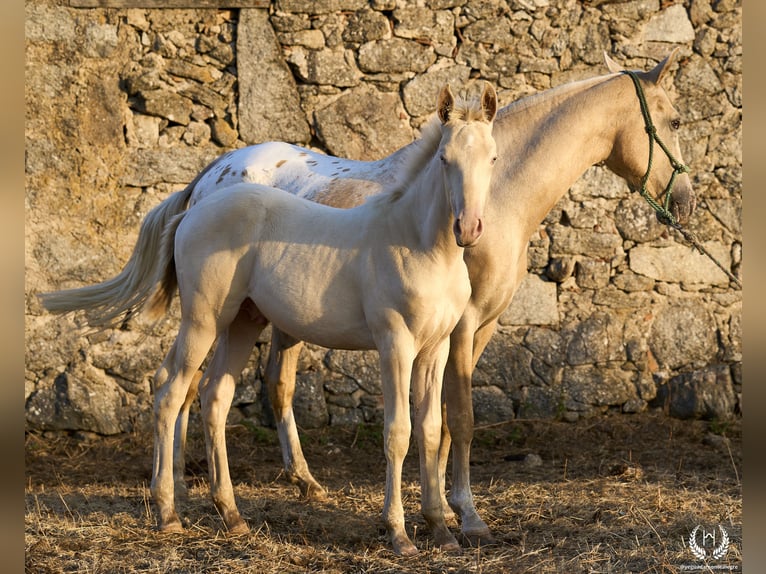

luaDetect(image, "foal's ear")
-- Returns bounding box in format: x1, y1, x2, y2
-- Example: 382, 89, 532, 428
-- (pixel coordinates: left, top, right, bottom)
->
603, 51, 624, 73
437, 85, 455, 124
645, 48, 679, 86
480, 81, 498, 123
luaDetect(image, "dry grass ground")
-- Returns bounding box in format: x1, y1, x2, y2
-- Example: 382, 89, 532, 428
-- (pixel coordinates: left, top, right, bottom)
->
25, 413, 741, 573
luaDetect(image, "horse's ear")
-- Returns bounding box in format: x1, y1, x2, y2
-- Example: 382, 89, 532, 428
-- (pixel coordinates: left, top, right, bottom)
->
645, 48, 679, 85
437, 85, 454, 124
480, 81, 498, 123
604, 51, 624, 73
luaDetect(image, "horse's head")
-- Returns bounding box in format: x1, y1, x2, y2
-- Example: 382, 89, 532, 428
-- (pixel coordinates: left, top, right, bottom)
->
436, 82, 498, 247
604, 50, 696, 225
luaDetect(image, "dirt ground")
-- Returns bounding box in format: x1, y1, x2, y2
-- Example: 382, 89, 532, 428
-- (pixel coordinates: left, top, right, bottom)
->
25, 413, 741, 573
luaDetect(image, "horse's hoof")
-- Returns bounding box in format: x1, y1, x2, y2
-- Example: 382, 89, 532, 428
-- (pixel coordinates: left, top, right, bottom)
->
461, 529, 498, 548
158, 520, 184, 534
391, 534, 419, 556
431, 525, 461, 553
225, 520, 249, 536
395, 542, 419, 556
302, 484, 329, 502
437, 538, 462, 554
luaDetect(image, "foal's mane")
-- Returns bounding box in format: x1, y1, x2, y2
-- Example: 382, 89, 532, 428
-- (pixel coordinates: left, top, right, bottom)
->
369, 93, 490, 206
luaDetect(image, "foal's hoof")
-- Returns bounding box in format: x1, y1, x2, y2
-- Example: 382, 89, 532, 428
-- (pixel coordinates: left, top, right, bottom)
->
391, 534, 419, 556
461, 529, 498, 548
301, 483, 329, 502
431, 524, 461, 553
225, 520, 249, 537
158, 519, 184, 534
436, 538, 462, 554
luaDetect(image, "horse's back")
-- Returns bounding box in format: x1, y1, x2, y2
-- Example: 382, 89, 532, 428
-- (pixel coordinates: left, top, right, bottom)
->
190, 142, 409, 209
179, 183, 378, 349
184, 182, 355, 250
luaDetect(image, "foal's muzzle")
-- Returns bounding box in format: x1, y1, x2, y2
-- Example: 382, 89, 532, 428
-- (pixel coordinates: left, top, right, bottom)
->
454, 217, 484, 247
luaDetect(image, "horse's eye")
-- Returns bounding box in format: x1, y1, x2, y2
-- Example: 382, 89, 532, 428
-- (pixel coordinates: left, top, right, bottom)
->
440, 154, 447, 163
491, 156, 498, 165
671, 118, 681, 130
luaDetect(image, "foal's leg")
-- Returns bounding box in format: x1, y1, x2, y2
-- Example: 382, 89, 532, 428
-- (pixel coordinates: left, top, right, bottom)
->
378, 333, 418, 556
443, 316, 498, 546
151, 320, 218, 532
172, 370, 201, 499
411, 342, 460, 552
266, 329, 328, 500
437, 399, 455, 524
199, 310, 265, 535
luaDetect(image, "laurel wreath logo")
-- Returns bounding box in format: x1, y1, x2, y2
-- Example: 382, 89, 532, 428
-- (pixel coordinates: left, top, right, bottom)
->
688, 524, 729, 561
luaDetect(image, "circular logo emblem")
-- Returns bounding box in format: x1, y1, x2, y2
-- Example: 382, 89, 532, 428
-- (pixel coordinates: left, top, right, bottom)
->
688, 524, 729, 561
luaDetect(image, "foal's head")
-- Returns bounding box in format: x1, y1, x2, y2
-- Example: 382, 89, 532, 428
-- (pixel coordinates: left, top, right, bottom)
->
604, 50, 696, 225
435, 82, 498, 247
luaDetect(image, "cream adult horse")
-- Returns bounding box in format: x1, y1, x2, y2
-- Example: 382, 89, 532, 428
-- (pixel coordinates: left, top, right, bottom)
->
40, 52, 695, 547
45, 84, 499, 555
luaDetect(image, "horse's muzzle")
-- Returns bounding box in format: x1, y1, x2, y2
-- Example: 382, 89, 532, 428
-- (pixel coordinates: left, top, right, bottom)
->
454, 217, 484, 247
668, 185, 696, 226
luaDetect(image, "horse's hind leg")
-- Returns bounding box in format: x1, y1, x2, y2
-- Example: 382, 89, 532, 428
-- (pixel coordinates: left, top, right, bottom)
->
266, 329, 328, 501
151, 320, 218, 533
199, 308, 266, 535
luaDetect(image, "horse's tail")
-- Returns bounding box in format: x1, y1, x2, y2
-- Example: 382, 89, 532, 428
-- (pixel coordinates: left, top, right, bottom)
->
39, 183, 200, 333
38, 185, 192, 329
143, 210, 186, 321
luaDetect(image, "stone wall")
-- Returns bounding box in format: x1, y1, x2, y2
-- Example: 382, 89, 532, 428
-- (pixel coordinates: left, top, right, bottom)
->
25, 0, 742, 435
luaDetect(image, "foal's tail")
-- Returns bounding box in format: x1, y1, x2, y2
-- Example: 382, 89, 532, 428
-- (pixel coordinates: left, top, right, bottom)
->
38, 182, 195, 330
144, 211, 186, 321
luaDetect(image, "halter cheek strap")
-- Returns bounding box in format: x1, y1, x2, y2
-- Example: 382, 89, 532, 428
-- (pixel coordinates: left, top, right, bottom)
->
624, 70, 690, 227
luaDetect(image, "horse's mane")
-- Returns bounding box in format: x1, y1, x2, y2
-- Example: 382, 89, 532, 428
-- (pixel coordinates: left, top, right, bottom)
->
368, 93, 490, 206
496, 72, 618, 121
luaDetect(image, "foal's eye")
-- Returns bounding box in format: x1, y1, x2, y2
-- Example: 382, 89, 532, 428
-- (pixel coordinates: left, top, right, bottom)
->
671, 118, 681, 130
440, 154, 447, 163
491, 156, 498, 166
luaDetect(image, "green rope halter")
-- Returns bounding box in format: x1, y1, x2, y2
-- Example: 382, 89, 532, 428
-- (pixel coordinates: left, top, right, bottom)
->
623, 70, 690, 227
623, 70, 741, 289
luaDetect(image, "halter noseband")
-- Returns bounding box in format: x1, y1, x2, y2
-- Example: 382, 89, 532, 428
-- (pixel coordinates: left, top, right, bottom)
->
623, 70, 690, 227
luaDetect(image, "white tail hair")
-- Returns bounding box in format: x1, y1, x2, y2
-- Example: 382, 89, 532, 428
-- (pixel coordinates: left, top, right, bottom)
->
38, 155, 228, 329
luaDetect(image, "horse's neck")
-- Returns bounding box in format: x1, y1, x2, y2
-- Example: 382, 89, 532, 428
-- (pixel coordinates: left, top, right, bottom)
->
389, 161, 457, 257
494, 74, 627, 238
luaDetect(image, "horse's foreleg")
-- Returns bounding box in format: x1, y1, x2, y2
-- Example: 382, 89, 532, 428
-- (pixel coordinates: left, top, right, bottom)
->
378, 336, 418, 556
172, 370, 201, 499
151, 321, 217, 533
437, 399, 454, 524
444, 317, 497, 547
200, 311, 265, 535
266, 329, 327, 500
411, 342, 460, 552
